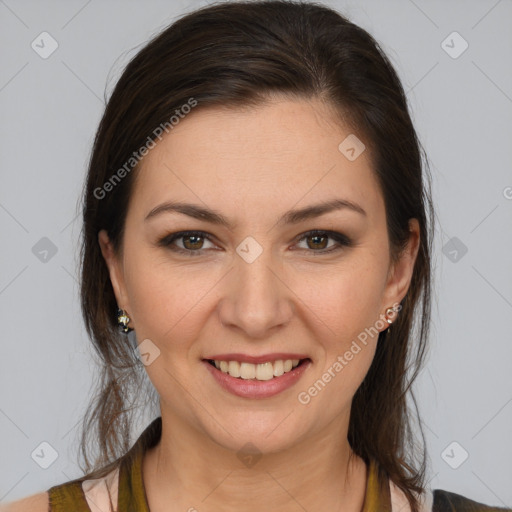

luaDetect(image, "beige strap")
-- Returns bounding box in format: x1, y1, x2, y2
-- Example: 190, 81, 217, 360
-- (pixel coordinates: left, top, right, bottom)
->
81, 466, 120, 512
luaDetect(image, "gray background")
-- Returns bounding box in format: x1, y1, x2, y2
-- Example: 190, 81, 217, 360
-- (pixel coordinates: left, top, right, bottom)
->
1, 0, 511, 507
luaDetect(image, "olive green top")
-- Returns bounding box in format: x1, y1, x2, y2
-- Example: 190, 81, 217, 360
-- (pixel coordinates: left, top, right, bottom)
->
47, 416, 511, 512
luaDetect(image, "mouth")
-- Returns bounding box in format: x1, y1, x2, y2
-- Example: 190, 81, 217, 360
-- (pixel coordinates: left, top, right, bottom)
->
202, 356, 312, 399
204, 357, 311, 381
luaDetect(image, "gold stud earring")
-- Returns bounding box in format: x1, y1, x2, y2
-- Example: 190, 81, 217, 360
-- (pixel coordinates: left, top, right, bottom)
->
117, 308, 133, 333
385, 306, 399, 324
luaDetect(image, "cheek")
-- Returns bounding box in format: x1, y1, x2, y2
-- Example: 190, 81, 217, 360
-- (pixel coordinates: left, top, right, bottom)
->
292, 253, 387, 403
122, 251, 208, 349
300, 258, 387, 341
295, 272, 381, 413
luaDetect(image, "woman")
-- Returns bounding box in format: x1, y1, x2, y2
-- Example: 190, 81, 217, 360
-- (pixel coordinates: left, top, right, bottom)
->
4, 1, 510, 511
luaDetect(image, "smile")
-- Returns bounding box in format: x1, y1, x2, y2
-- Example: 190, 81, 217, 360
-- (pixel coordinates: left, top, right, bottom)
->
203, 357, 312, 399
207, 358, 302, 380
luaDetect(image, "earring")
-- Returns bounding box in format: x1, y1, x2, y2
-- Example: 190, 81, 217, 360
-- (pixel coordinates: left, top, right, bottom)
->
117, 308, 133, 333
385, 306, 399, 325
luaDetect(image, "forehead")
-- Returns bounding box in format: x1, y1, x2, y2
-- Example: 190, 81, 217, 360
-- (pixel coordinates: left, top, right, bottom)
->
130, 97, 382, 220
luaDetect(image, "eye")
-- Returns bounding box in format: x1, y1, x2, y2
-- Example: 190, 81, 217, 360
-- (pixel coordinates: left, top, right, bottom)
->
157, 231, 217, 256
294, 230, 352, 254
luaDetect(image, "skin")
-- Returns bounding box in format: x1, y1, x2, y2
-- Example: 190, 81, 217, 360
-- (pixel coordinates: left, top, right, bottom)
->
98, 96, 420, 512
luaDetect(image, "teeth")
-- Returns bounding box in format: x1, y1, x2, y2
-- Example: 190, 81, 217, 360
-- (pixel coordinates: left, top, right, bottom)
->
240, 362, 256, 379
212, 359, 302, 380
228, 360, 241, 378
273, 360, 284, 377
256, 362, 274, 381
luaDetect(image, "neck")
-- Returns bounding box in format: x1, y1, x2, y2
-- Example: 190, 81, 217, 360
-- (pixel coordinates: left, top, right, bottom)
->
142, 410, 368, 512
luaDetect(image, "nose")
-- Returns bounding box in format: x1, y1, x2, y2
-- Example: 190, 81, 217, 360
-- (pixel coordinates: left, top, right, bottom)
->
218, 249, 294, 339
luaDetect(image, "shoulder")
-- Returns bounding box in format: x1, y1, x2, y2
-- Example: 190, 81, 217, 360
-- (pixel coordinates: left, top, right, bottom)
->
0, 491, 49, 512
433, 489, 512, 512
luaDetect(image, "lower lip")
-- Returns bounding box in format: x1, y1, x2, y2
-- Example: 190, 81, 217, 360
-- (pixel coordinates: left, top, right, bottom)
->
203, 359, 311, 399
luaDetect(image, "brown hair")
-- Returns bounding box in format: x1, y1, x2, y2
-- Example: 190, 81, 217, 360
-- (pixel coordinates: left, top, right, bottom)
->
76, 1, 434, 510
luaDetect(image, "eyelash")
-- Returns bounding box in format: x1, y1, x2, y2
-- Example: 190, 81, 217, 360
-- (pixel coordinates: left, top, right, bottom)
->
157, 230, 352, 257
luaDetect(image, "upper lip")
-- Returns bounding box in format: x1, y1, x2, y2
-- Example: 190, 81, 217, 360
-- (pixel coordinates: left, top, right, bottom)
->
203, 353, 310, 364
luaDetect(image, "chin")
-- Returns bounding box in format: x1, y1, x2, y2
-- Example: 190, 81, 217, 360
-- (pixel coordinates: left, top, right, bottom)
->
200, 410, 309, 457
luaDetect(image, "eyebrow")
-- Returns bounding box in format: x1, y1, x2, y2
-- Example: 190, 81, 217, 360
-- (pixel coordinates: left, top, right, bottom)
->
144, 198, 366, 229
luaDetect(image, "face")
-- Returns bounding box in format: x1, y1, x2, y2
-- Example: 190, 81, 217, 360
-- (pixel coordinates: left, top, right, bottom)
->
99, 96, 419, 454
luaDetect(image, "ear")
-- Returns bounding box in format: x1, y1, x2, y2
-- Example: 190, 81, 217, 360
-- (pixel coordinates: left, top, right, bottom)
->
98, 229, 130, 313
380, 218, 420, 318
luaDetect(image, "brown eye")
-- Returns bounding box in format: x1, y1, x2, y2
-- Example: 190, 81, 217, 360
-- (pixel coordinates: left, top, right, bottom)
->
295, 230, 352, 254
182, 234, 205, 250
157, 231, 216, 256
305, 233, 329, 250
